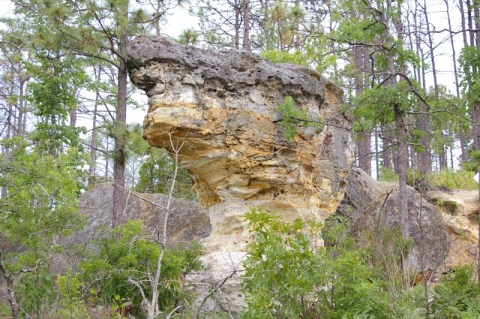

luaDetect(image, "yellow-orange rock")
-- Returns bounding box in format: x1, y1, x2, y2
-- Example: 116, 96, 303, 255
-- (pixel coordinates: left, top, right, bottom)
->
128, 36, 353, 248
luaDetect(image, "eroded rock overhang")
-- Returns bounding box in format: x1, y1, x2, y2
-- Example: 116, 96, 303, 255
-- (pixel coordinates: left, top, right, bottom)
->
127, 36, 354, 231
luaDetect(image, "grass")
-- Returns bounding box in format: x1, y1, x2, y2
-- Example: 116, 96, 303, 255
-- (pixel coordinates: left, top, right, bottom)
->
0, 300, 11, 318
378, 168, 479, 191
427, 169, 478, 190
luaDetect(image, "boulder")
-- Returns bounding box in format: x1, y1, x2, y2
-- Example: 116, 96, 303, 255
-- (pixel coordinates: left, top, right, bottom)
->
426, 189, 479, 268
78, 183, 211, 244
336, 168, 479, 273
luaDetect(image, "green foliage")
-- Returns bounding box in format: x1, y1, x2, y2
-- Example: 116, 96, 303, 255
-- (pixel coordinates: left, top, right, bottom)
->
379, 167, 477, 190
242, 209, 411, 319
460, 45, 480, 106
178, 28, 200, 46
354, 81, 422, 129
26, 54, 88, 154
14, 271, 56, 317
428, 169, 478, 190
260, 50, 309, 66
0, 138, 86, 274
134, 148, 196, 199
276, 96, 323, 141
0, 300, 11, 317
464, 150, 480, 174
242, 208, 323, 319
81, 220, 202, 316
431, 265, 480, 318
56, 270, 90, 319
378, 167, 399, 183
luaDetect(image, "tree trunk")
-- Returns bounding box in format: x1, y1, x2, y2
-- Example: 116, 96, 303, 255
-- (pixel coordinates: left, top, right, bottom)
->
112, 4, 129, 228
242, 0, 251, 51
353, 43, 371, 176
358, 133, 372, 175
422, 0, 439, 100
438, 138, 448, 171
394, 104, 409, 237
375, 129, 380, 179
89, 69, 101, 186
381, 124, 391, 169
16, 77, 27, 138
444, 0, 460, 98
0, 261, 19, 319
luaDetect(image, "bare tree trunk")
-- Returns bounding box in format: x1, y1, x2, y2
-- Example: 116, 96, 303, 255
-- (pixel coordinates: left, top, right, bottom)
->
375, 129, 380, 179
444, 0, 460, 98
439, 134, 448, 171
470, 0, 480, 285
358, 133, 372, 175
381, 124, 391, 169
459, 1, 472, 165
89, 69, 101, 186
16, 77, 28, 138
242, 0, 251, 51
353, 44, 372, 175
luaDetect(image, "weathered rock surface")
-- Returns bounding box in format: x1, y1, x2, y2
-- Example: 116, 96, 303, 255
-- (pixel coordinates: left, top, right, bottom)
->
337, 168, 479, 272
426, 189, 479, 268
127, 36, 354, 312
127, 36, 353, 245
78, 183, 211, 245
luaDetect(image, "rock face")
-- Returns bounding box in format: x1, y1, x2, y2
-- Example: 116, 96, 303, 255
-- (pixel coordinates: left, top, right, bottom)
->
337, 168, 479, 273
52, 184, 210, 275
426, 189, 479, 268
78, 183, 211, 245
127, 36, 353, 312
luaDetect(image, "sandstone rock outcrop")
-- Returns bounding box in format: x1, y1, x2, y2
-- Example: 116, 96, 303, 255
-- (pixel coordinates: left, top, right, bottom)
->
426, 189, 479, 268
127, 36, 353, 247
337, 169, 449, 271
337, 168, 480, 273
127, 36, 353, 312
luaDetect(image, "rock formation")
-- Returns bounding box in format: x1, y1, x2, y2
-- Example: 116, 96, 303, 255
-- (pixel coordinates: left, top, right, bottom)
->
78, 183, 211, 244
53, 183, 210, 275
127, 36, 353, 246
426, 189, 479, 268
337, 168, 479, 273
337, 169, 449, 272
127, 36, 354, 312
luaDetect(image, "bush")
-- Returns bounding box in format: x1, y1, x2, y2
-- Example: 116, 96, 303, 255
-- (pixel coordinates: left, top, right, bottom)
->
427, 169, 478, 190
431, 265, 480, 318
81, 220, 202, 317
242, 209, 407, 319
378, 167, 399, 183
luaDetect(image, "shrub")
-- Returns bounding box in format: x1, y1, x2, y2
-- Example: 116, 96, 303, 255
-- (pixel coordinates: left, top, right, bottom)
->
242, 208, 403, 319
81, 220, 202, 317
431, 265, 480, 318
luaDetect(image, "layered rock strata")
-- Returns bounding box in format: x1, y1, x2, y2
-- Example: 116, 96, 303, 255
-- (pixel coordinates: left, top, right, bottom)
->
127, 36, 353, 247
127, 36, 354, 312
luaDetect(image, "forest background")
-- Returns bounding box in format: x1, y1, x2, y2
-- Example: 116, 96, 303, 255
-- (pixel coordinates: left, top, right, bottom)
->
0, 0, 480, 318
